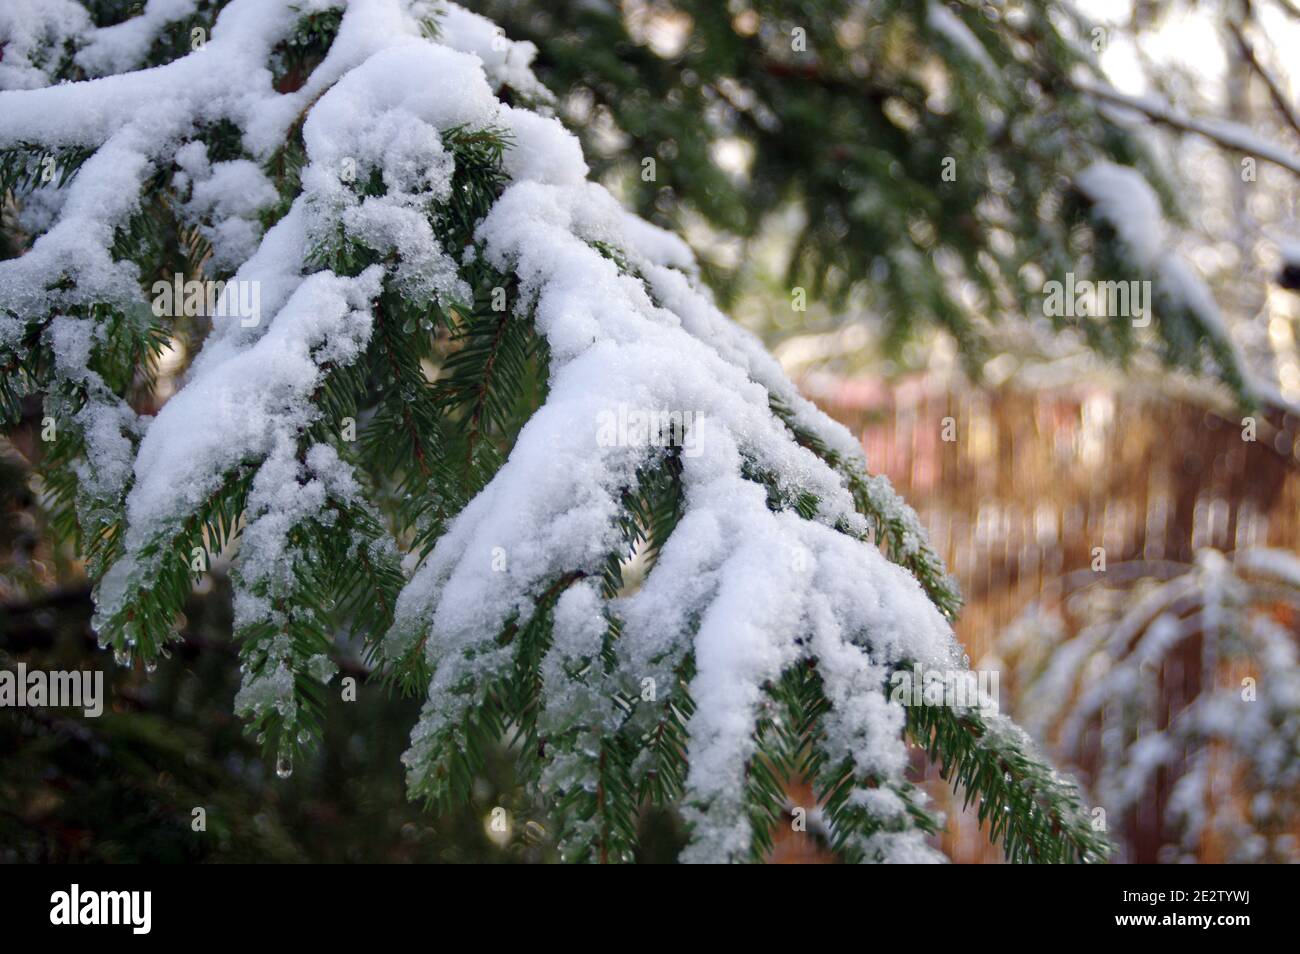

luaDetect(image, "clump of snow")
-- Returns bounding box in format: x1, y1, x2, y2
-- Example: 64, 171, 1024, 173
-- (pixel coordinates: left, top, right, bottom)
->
174, 144, 280, 271
498, 107, 588, 186
1074, 161, 1165, 265
433, 3, 551, 104
0, 0, 90, 91
234, 633, 298, 724
75, 0, 200, 77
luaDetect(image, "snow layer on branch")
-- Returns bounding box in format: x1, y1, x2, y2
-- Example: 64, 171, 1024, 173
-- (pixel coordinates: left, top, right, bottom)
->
0, 128, 155, 321
1078, 79, 1300, 178
1074, 161, 1231, 341
174, 143, 280, 271
98, 263, 383, 619
1074, 161, 1165, 262
1074, 160, 1251, 394
0, 2, 296, 151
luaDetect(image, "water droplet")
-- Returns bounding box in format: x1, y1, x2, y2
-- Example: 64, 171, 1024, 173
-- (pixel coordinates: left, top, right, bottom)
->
144, 659, 157, 674
275, 751, 293, 779
113, 648, 130, 668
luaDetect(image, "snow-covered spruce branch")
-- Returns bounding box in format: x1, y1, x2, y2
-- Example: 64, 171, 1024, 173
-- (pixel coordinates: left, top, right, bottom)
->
0, 0, 1100, 862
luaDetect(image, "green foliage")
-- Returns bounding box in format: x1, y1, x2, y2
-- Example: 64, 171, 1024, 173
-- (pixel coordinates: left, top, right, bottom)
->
405, 572, 580, 814
908, 697, 1109, 863
0, 144, 95, 198
740, 658, 1106, 865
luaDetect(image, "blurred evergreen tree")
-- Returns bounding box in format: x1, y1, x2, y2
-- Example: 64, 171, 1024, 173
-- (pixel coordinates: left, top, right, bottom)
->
481, 0, 1288, 397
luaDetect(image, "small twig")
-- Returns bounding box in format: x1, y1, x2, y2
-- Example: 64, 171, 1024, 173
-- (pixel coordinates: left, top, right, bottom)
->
1229, 20, 1300, 143
1077, 79, 1300, 177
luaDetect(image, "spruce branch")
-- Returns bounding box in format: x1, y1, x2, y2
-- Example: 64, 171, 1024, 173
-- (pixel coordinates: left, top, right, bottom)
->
907, 697, 1110, 864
